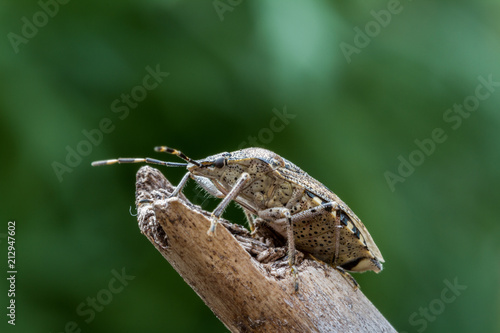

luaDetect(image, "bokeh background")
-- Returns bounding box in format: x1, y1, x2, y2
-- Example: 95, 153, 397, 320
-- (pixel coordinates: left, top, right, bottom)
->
1, 1, 499, 332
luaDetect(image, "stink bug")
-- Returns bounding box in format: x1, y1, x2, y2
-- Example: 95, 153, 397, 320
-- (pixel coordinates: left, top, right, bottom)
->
92, 146, 385, 289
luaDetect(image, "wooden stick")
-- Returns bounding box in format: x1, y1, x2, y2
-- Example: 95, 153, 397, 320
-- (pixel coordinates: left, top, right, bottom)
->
135, 166, 396, 333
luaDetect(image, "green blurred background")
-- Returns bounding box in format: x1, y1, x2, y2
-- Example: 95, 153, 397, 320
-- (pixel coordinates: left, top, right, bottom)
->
1, 1, 499, 332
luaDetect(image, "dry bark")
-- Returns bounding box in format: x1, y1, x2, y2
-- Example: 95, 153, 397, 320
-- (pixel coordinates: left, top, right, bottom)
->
135, 166, 396, 333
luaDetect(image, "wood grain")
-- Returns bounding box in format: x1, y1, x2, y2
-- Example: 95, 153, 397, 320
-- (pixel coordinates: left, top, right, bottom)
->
135, 166, 396, 333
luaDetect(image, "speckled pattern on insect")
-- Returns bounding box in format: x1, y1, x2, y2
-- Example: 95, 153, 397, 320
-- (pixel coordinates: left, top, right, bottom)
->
93, 146, 385, 289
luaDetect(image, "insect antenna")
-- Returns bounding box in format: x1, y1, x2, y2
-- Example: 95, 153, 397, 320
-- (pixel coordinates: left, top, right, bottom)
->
91, 146, 200, 168
91, 157, 187, 168
154, 146, 201, 167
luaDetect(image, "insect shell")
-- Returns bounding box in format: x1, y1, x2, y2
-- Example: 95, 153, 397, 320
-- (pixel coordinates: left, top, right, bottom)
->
93, 146, 384, 275
186, 147, 384, 274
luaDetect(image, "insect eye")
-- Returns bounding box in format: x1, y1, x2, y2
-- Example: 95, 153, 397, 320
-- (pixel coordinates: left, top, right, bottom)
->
214, 157, 226, 168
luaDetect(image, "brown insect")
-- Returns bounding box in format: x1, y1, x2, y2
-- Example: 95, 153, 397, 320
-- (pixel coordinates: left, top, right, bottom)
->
93, 146, 385, 290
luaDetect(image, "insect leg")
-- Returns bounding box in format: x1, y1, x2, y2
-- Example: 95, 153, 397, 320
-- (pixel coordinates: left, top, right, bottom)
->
330, 211, 359, 288
243, 209, 256, 232
138, 172, 192, 205
285, 209, 299, 292
169, 172, 192, 198
333, 208, 341, 267
335, 266, 359, 289
274, 201, 340, 225
208, 172, 251, 236
258, 207, 298, 291
281, 202, 359, 290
